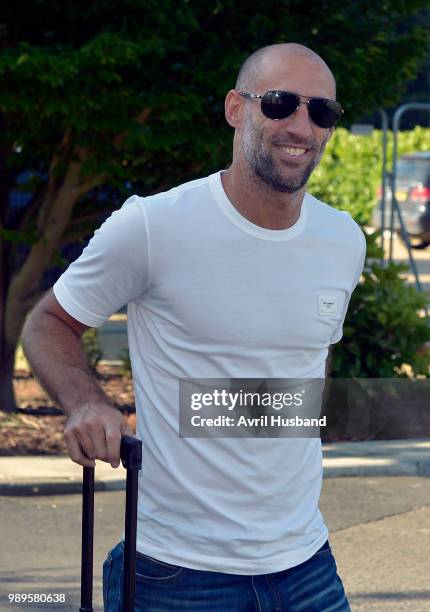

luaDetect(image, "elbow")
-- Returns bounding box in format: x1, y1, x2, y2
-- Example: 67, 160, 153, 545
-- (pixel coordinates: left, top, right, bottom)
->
21, 309, 40, 357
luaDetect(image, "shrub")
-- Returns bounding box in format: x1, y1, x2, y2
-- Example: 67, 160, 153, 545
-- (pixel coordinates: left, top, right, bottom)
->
330, 232, 430, 378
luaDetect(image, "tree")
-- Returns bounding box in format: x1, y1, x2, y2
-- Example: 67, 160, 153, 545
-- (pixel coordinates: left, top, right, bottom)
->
1, 0, 429, 412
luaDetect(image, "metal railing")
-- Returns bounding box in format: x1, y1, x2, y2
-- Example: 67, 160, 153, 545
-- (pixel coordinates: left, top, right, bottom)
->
379, 103, 430, 317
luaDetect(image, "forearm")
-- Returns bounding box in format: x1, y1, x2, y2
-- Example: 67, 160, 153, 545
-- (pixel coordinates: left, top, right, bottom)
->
22, 313, 111, 416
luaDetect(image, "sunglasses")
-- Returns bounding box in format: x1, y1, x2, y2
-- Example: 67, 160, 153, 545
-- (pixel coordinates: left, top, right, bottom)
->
239, 90, 343, 128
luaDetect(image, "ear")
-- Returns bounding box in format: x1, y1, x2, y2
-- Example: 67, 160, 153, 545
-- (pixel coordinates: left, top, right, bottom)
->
224, 90, 243, 129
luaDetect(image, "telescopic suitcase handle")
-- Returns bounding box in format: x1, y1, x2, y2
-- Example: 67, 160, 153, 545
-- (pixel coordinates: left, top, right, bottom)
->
80, 434, 142, 612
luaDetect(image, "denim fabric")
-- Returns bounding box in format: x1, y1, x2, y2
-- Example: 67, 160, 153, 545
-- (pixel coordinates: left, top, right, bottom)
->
103, 539, 350, 611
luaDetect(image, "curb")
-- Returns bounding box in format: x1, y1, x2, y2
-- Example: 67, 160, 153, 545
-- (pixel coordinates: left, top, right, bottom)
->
2, 462, 430, 496
1, 440, 429, 496
322, 460, 430, 478
0, 477, 126, 496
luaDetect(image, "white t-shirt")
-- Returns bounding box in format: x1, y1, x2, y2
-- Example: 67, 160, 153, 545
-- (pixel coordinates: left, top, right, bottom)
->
53, 170, 366, 575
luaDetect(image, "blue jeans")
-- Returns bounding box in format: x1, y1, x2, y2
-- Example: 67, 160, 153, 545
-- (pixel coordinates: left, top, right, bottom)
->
103, 539, 350, 611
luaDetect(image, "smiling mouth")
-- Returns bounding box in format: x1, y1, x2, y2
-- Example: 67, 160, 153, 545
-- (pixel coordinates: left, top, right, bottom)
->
276, 145, 309, 157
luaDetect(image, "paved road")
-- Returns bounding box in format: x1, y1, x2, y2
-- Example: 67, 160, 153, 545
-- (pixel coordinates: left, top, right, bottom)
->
1, 476, 429, 611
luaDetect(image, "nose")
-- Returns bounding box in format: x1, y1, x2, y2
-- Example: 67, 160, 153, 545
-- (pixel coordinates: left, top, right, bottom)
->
283, 100, 314, 137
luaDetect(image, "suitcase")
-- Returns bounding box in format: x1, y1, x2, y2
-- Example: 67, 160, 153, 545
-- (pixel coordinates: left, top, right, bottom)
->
80, 434, 143, 612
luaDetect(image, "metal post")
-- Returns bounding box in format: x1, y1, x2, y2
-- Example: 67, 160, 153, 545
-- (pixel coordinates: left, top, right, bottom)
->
123, 469, 139, 611
391, 103, 430, 317
120, 435, 142, 612
379, 109, 388, 265
80, 466, 94, 612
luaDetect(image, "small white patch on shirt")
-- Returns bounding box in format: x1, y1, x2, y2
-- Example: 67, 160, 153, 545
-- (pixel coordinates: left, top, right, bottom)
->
319, 295, 337, 316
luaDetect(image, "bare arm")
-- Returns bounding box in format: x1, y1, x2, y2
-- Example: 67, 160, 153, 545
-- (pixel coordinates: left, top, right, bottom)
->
21, 289, 134, 468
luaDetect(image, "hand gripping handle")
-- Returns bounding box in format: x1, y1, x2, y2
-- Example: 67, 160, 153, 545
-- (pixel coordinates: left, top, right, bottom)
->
80, 434, 143, 612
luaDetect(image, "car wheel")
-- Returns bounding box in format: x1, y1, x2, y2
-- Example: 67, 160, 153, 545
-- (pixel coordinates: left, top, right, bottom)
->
409, 237, 430, 250
399, 233, 430, 250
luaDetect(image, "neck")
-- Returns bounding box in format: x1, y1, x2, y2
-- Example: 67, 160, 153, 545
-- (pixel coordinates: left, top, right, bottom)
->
221, 162, 306, 230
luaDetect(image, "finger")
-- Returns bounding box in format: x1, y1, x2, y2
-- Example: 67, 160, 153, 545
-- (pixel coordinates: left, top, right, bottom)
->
87, 428, 110, 463
75, 430, 98, 460
104, 421, 122, 468
64, 431, 95, 468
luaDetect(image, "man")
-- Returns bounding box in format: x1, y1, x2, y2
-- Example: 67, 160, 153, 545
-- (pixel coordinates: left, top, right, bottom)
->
22, 43, 365, 611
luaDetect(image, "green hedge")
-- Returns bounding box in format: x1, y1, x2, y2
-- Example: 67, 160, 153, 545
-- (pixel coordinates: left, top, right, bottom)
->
308, 127, 430, 377
308, 126, 430, 225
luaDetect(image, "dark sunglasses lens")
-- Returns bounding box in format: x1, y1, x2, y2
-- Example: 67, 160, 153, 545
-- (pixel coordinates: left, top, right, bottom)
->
309, 98, 342, 128
261, 91, 299, 120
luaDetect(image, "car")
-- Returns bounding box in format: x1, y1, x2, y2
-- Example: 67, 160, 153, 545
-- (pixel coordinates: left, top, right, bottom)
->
372, 152, 430, 249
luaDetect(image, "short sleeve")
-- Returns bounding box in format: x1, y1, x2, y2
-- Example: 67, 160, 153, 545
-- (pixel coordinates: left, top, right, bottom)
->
330, 228, 366, 345
53, 195, 150, 328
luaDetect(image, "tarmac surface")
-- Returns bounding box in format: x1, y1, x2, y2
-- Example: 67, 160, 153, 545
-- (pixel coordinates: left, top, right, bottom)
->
0, 439, 429, 611
1, 474, 429, 611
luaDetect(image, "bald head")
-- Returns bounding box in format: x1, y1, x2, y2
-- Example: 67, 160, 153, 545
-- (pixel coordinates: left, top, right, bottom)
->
235, 43, 336, 98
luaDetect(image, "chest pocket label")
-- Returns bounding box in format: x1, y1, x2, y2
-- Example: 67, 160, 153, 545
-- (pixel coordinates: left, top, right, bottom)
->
318, 295, 337, 316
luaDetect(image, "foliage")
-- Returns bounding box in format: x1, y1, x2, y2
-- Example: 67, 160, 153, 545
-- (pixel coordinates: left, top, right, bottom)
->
331, 232, 430, 378
308, 126, 430, 225
317, 128, 430, 379
1, 1, 429, 195
82, 328, 102, 375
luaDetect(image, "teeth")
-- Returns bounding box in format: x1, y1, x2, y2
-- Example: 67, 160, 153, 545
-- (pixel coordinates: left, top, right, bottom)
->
279, 146, 307, 156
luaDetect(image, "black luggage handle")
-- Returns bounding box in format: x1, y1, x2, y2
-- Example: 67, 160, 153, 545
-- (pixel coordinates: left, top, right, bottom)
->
80, 434, 142, 612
